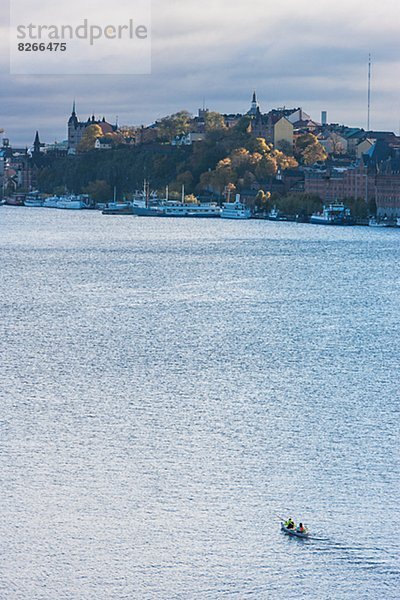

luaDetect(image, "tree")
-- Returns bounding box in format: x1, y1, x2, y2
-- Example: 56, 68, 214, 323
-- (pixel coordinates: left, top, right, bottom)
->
119, 126, 138, 140
274, 193, 322, 217
230, 148, 252, 175
77, 124, 103, 152
329, 133, 347, 155
158, 111, 192, 141
302, 143, 328, 165
343, 196, 370, 219
204, 111, 226, 132
271, 149, 298, 170
249, 137, 271, 155
176, 170, 194, 188
294, 133, 318, 156
255, 189, 271, 211
255, 155, 278, 180
276, 139, 294, 155
83, 179, 112, 202
200, 157, 237, 196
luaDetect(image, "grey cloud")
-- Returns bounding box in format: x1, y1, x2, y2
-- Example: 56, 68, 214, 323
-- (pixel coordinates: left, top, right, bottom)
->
1, 0, 400, 144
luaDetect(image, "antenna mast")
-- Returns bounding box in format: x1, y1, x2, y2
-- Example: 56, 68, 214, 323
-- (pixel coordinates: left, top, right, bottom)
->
367, 54, 371, 131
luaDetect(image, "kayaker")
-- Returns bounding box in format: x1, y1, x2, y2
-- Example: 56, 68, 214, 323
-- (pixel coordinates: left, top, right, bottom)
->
284, 518, 295, 530
296, 523, 306, 533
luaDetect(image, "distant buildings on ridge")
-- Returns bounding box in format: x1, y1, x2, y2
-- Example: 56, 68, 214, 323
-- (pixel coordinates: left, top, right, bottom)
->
1, 92, 400, 218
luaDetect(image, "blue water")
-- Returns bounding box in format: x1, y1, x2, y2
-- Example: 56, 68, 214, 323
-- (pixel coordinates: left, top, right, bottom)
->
0, 207, 399, 599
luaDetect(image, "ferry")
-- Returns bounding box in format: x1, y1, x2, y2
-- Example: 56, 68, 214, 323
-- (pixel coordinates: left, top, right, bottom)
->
43, 196, 60, 208
310, 203, 354, 226
24, 192, 44, 207
133, 200, 221, 218
221, 194, 251, 219
56, 195, 87, 210
132, 184, 221, 218
43, 195, 87, 209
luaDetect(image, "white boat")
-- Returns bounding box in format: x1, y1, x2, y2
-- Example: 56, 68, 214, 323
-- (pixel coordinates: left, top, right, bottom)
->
369, 217, 388, 227
56, 195, 86, 210
43, 196, 60, 208
280, 523, 309, 539
221, 194, 251, 219
24, 193, 44, 207
310, 203, 354, 226
133, 200, 221, 218
133, 184, 221, 218
396, 218, 400, 228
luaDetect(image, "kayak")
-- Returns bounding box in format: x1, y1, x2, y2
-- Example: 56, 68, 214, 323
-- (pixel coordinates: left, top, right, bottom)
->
281, 523, 309, 539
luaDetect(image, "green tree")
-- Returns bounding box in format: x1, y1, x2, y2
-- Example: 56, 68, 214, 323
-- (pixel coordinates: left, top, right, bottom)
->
83, 179, 112, 202
176, 170, 194, 189
204, 111, 226, 132
255, 155, 278, 180
276, 139, 294, 155
200, 157, 237, 196
275, 193, 322, 217
158, 111, 192, 141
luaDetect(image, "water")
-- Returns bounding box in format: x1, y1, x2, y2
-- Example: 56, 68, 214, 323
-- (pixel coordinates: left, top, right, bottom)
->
0, 207, 399, 599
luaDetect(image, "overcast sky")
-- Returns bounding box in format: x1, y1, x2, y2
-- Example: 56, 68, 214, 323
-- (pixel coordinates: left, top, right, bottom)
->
1, 0, 400, 145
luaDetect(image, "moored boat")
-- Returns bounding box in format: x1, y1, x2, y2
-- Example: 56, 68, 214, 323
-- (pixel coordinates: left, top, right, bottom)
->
132, 183, 221, 218
310, 203, 354, 226
43, 196, 60, 208
221, 194, 251, 219
102, 202, 133, 215
56, 195, 87, 210
369, 217, 389, 227
24, 192, 44, 207
265, 207, 288, 221
5, 193, 25, 206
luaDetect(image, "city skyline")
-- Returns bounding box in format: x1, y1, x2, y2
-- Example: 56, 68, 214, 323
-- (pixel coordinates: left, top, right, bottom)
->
1, 0, 400, 145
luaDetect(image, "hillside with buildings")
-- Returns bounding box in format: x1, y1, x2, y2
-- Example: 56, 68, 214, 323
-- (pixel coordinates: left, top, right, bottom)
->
1, 93, 400, 219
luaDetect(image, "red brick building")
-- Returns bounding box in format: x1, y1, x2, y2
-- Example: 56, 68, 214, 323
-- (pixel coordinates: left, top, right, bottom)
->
304, 161, 374, 203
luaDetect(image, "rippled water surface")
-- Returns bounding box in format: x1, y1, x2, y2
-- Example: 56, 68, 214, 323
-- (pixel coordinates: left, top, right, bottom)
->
1, 207, 399, 599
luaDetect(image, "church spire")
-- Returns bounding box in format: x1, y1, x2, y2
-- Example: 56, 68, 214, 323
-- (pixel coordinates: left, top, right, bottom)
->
33, 130, 43, 156
248, 91, 259, 117
68, 101, 78, 126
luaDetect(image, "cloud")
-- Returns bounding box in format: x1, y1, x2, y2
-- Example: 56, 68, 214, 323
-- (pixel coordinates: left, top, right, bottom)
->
1, 0, 400, 144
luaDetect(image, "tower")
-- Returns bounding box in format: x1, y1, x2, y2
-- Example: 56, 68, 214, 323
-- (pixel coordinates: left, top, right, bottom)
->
68, 101, 81, 151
